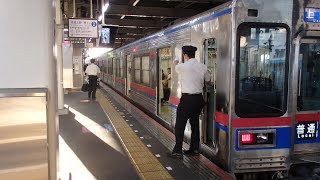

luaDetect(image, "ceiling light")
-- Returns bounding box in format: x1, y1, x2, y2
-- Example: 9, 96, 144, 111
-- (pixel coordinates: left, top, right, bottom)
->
120, 15, 125, 19
102, 2, 109, 13
132, 0, 140, 6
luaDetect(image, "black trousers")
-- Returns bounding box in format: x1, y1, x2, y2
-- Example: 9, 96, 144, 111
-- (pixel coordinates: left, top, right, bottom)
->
161, 88, 171, 102
172, 93, 205, 153
88, 75, 98, 99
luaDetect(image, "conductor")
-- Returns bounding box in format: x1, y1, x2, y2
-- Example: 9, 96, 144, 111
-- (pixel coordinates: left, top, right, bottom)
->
169, 45, 210, 158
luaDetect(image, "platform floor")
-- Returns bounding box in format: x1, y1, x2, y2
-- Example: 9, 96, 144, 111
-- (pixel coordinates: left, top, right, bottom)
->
59, 84, 232, 180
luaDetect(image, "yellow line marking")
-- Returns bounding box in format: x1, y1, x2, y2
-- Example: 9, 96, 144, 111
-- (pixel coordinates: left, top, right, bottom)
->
97, 90, 173, 180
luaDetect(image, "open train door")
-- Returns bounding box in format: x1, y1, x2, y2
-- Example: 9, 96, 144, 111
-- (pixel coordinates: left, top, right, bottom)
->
157, 47, 173, 125
292, 31, 320, 163
202, 38, 217, 148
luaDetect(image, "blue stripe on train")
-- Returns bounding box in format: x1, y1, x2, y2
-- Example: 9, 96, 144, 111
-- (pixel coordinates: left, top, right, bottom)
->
216, 122, 228, 132
235, 127, 291, 151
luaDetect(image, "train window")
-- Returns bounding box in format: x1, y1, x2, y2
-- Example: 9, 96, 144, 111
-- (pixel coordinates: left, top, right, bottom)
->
206, 39, 216, 86
113, 58, 116, 76
116, 58, 120, 77
134, 57, 141, 83
141, 56, 150, 86
236, 24, 289, 117
108, 58, 113, 75
120, 58, 124, 78
297, 39, 320, 111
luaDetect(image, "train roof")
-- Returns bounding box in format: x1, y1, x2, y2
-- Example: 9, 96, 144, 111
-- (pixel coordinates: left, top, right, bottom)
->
110, 1, 233, 52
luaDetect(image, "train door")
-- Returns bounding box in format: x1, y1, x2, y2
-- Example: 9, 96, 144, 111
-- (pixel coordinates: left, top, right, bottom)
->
293, 33, 320, 160
202, 38, 217, 148
126, 55, 132, 95
157, 47, 173, 124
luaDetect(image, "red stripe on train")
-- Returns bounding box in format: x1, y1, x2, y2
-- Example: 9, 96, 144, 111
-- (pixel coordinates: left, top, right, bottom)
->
130, 82, 156, 96
115, 77, 125, 84
232, 117, 292, 127
170, 96, 180, 106
296, 113, 320, 122
215, 112, 228, 126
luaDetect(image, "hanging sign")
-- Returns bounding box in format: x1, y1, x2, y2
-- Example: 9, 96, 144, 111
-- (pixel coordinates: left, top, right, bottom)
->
69, 18, 98, 38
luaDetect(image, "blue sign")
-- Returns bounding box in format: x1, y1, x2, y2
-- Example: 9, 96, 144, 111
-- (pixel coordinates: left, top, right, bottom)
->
304, 8, 320, 23
91, 21, 97, 27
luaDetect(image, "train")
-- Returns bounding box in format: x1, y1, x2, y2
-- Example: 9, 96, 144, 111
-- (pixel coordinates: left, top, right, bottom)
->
95, 0, 320, 179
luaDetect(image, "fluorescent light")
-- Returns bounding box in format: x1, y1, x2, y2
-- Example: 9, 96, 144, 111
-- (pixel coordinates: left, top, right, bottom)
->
98, 15, 102, 21
120, 15, 125, 19
102, 3, 109, 13
132, 0, 140, 6
63, 29, 69, 32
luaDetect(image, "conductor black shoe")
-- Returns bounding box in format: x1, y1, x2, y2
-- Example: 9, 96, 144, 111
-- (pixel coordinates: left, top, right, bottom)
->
167, 152, 183, 159
183, 150, 200, 156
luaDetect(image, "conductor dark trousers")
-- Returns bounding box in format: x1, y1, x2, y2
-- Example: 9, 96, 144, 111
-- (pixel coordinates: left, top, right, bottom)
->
88, 75, 98, 99
173, 93, 205, 153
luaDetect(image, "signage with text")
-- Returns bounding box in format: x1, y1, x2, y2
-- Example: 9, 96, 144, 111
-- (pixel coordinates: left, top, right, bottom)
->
296, 121, 318, 140
69, 19, 98, 38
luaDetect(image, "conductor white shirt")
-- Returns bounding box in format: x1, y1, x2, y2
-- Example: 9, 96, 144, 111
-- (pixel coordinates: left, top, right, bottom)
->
175, 58, 210, 94
85, 63, 100, 76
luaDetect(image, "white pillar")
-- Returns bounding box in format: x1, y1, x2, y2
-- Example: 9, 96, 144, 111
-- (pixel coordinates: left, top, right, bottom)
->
50, 0, 59, 179
56, 0, 67, 114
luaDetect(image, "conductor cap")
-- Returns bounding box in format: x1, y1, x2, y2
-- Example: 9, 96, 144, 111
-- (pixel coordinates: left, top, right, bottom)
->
182, 46, 197, 53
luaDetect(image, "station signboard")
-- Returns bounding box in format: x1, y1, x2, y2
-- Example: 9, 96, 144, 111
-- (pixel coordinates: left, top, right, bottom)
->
69, 18, 98, 38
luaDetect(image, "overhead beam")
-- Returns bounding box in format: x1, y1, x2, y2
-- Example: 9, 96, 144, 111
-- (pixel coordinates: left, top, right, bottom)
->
104, 18, 171, 28
106, 4, 198, 18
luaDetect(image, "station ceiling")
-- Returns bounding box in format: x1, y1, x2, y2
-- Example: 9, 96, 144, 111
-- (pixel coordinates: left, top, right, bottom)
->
63, 0, 228, 48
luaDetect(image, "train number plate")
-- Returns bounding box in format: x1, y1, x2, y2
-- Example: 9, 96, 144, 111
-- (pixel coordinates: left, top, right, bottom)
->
296, 121, 318, 140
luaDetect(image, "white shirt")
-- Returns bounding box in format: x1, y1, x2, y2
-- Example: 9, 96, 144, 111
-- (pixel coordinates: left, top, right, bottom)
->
175, 58, 210, 94
85, 63, 100, 76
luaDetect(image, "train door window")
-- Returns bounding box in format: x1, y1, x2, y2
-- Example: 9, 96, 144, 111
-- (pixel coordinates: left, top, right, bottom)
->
203, 38, 217, 147
297, 38, 320, 111
157, 47, 172, 122
113, 58, 116, 76
126, 55, 132, 95
141, 56, 150, 86
134, 57, 141, 83
236, 24, 289, 117
116, 58, 120, 77
120, 57, 124, 78
108, 58, 113, 75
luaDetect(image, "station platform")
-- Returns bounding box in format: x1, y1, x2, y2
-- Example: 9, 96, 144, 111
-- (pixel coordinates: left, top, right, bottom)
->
59, 84, 233, 180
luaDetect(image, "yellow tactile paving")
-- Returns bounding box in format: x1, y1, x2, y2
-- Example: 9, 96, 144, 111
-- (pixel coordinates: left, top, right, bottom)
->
97, 90, 173, 180
136, 163, 165, 173
142, 171, 173, 180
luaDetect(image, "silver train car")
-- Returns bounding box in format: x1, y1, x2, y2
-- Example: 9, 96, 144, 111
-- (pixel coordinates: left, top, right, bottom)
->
97, 0, 320, 178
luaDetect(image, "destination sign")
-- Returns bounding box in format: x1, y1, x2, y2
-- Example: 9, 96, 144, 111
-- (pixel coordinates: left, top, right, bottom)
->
296, 121, 318, 140
304, 8, 320, 23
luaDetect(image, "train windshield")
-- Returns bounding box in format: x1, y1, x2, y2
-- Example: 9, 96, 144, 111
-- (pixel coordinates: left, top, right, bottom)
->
297, 40, 320, 111
236, 24, 288, 117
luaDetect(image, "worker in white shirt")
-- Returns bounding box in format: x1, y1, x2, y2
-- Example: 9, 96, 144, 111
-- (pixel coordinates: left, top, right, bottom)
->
85, 59, 101, 100
169, 45, 210, 159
